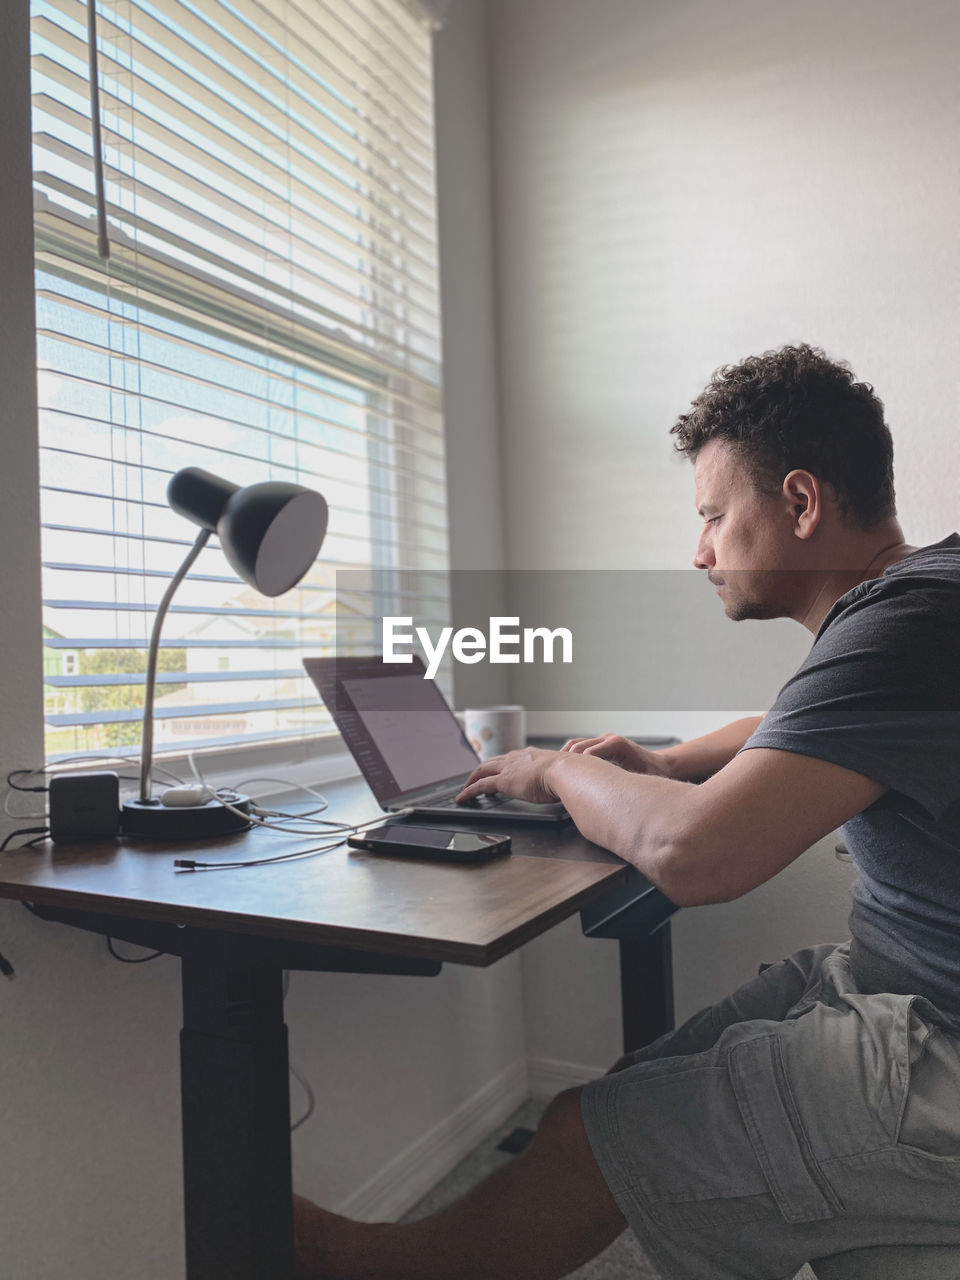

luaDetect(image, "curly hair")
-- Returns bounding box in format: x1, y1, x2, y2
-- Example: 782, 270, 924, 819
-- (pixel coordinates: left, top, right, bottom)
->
670, 344, 896, 528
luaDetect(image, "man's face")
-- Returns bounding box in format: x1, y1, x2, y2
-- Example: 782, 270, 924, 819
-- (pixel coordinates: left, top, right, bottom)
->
692, 440, 799, 621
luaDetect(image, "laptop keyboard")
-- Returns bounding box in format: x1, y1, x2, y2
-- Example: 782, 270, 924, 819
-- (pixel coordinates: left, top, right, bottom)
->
449, 794, 504, 809
428, 789, 505, 810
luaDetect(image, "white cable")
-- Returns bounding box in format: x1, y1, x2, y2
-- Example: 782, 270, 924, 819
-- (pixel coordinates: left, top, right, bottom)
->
172, 808, 405, 872
10, 755, 184, 787
4, 790, 45, 821
226, 775, 358, 828
230, 776, 332, 811
49, 753, 183, 784
188, 759, 346, 834
184, 754, 399, 844
253, 808, 354, 829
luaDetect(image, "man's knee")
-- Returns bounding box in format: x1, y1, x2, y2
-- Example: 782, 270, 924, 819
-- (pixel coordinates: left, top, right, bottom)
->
537, 1087, 625, 1229
606, 1052, 635, 1075
541, 1084, 582, 1122
538, 1091, 596, 1170
536, 1087, 590, 1164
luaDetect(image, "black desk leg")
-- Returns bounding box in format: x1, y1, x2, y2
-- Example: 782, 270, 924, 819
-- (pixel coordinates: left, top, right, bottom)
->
619, 923, 674, 1054
180, 957, 293, 1280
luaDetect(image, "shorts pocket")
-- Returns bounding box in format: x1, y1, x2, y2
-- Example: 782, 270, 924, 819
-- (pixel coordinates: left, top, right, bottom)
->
895, 1010, 960, 1158
729, 1033, 842, 1224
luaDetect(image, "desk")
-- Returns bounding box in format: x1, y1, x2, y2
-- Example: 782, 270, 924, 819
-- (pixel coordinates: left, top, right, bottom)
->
0, 774, 675, 1280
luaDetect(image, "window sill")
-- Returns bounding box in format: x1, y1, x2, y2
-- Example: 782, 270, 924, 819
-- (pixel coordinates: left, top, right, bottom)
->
46, 734, 361, 807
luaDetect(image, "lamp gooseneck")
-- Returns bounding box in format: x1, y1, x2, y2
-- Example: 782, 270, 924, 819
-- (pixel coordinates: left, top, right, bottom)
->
138, 528, 211, 804
123, 465, 327, 839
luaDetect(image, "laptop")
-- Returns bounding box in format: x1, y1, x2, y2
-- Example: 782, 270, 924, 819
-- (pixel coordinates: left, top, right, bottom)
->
303, 655, 570, 825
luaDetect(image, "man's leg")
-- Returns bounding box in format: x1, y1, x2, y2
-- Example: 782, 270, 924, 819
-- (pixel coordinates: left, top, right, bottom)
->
294, 1087, 626, 1280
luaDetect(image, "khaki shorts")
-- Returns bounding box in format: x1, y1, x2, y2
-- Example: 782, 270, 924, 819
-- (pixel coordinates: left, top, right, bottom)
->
581, 942, 960, 1280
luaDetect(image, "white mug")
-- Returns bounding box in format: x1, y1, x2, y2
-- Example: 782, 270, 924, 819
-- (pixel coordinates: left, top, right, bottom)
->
463, 705, 527, 761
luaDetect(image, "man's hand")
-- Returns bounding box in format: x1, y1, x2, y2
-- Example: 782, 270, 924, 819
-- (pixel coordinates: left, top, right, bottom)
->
561, 733, 673, 778
456, 747, 561, 806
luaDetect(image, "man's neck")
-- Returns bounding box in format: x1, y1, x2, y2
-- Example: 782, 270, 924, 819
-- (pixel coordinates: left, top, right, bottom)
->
796, 524, 917, 634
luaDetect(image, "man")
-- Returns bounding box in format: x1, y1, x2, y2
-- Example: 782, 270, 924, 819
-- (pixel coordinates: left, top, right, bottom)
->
295, 345, 960, 1279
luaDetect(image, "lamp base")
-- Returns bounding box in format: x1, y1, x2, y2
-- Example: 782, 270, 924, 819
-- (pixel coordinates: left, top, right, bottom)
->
121, 796, 252, 841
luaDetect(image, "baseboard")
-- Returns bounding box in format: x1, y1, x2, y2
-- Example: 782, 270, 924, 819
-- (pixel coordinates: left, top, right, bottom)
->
335, 1057, 530, 1223
527, 1055, 607, 1101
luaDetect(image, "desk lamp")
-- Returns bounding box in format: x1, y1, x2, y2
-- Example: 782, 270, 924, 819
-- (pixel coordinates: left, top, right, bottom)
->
121, 467, 328, 839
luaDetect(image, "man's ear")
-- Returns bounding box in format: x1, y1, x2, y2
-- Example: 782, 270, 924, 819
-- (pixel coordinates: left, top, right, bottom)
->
781, 469, 822, 539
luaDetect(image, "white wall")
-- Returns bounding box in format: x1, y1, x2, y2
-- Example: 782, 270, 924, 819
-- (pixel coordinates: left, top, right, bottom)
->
435, 0, 511, 709
0, 3, 524, 1277
487, 0, 960, 1053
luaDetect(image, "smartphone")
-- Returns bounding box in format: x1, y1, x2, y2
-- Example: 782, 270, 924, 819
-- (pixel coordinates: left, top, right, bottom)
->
347, 824, 511, 863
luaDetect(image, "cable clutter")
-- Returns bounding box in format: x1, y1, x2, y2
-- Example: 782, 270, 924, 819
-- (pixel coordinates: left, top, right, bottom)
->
3, 755, 401, 872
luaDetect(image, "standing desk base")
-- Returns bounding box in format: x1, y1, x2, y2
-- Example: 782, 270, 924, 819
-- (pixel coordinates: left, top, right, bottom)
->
580, 869, 678, 1053
180, 958, 293, 1278
30, 906, 440, 1280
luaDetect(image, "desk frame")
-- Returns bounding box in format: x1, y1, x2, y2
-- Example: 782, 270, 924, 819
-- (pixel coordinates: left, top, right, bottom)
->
29, 892, 673, 1280
32, 904, 442, 1279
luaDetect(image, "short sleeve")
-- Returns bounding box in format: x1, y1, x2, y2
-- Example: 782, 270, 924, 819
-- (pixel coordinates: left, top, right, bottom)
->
740, 578, 960, 821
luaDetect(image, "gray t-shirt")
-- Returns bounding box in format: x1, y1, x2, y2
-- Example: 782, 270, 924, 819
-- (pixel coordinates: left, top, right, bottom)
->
741, 533, 960, 1018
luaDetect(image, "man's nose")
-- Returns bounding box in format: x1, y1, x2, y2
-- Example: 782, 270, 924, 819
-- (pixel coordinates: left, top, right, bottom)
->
693, 533, 714, 570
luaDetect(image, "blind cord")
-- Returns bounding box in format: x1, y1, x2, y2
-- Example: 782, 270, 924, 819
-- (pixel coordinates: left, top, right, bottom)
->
85, 0, 110, 260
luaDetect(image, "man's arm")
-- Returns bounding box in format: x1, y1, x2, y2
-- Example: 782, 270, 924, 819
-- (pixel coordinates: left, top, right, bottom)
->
656, 715, 765, 781
560, 716, 765, 781
540, 745, 885, 907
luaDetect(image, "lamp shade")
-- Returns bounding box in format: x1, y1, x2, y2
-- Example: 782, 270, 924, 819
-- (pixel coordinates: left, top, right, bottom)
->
167, 467, 328, 596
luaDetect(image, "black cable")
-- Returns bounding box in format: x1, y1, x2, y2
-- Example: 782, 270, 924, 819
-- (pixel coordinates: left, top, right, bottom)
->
6, 771, 49, 793
1, 827, 50, 851
290, 1061, 316, 1133
106, 937, 165, 964
8, 905, 165, 979
8, 764, 183, 792
4, 891, 52, 982
281, 971, 316, 1132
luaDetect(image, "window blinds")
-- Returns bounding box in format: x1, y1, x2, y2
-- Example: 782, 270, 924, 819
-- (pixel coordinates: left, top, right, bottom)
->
31, 0, 449, 761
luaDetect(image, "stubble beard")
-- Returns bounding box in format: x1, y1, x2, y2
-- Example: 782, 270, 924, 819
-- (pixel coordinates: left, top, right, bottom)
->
717, 574, 787, 622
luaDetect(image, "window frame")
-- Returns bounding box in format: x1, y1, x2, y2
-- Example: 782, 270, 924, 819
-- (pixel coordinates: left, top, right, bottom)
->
30, 0, 449, 779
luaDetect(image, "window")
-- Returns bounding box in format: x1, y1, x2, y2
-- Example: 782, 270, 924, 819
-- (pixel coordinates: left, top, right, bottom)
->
31, 0, 448, 762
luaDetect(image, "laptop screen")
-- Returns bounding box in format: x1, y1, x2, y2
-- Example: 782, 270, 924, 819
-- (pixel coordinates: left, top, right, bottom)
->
303, 656, 480, 804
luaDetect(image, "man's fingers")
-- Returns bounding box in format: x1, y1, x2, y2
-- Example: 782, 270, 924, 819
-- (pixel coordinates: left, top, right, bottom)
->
455, 775, 501, 802
462, 757, 504, 786
561, 736, 605, 753
458, 757, 505, 800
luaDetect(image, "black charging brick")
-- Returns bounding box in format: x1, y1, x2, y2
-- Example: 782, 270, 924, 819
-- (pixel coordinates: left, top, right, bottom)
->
48, 771, 121, 844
